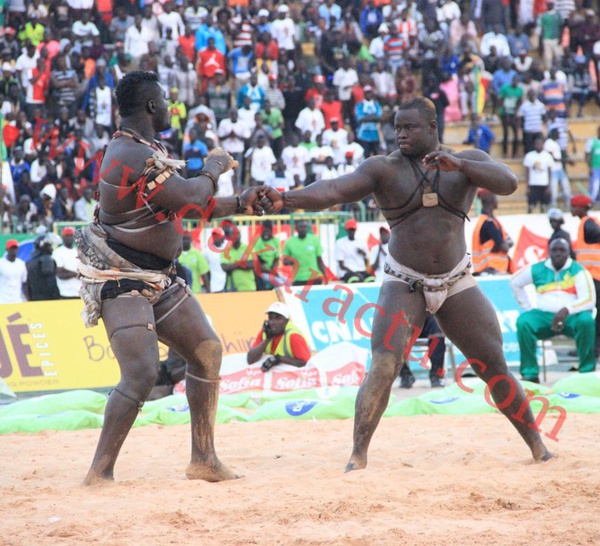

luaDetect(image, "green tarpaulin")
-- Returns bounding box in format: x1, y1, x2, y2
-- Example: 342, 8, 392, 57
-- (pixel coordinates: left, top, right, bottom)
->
0, 379, 597, 434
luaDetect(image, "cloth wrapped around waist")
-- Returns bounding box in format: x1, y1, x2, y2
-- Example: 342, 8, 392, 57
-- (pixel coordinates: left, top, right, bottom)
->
75, 223, 173, 328
383, 254, 472, 314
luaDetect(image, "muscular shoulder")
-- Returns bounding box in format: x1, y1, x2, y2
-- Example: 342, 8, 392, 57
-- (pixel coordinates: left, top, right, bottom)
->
454, 148, 492, 162
101, 139, 155, 186
354, 154, 397, 188
361, 153, 400, 173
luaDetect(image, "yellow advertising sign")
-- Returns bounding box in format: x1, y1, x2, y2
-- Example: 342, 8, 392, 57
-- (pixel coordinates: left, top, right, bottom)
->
1, 292, 277, 394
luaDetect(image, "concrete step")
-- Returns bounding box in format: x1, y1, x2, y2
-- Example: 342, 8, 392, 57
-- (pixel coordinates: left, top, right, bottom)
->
450, 139, 591, 158
504, 156, 590, 177
443, 112, 600, 144
493, 176, 590, 216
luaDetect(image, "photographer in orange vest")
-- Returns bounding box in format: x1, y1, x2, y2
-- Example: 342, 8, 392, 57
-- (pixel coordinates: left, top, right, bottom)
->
571, 194, 600, 356
472, 189, 513, 275
247, 302, 312, 372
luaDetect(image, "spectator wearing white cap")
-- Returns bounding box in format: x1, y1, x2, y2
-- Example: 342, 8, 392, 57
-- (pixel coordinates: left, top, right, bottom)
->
354, 85, 382, 157
256, 9, 271, 35
247, 302, 311, 371
34, 184, 57, 228
271, 5, 296, 56
369, 23, 388, 61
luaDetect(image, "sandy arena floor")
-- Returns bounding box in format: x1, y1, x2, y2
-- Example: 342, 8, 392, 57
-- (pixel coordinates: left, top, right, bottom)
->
1, 411, 599, 546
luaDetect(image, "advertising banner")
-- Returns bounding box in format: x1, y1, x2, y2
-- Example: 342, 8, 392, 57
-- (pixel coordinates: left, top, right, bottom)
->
280, 276, 523, 368
173, 341, 368, 396
0, 292, 278, 394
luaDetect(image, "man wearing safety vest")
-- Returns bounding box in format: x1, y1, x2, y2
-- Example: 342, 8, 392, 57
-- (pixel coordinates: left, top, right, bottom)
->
247, 302, 312, 371
471, 189, 513, 275
571, 193, 600, 356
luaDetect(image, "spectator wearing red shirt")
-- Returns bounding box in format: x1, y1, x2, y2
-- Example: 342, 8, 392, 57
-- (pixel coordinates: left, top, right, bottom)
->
321, 88, 343, 128
255, 34, 279, 61
247, 302, 312, 371
179, 26, 197, 64
36, 29, 60, 61
305, 74, 327, 110
197, 37, 226, 89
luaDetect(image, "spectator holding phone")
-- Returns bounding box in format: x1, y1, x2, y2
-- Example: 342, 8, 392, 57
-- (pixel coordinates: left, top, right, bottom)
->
246, 302, 311, 372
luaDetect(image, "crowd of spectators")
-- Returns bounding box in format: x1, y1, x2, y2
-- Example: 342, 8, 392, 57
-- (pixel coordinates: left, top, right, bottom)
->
1, 0, 600, 236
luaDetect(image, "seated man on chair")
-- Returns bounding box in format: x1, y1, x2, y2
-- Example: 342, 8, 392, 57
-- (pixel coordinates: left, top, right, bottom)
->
511, 238, 596, 383
247, 302, 312, 372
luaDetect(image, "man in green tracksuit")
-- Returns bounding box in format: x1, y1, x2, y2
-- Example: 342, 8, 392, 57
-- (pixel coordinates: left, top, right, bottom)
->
511, 238, 596, 383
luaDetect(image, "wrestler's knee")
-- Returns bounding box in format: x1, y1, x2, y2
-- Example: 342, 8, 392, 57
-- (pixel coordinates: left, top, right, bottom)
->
118, 356, 159, 395
111, 328, 160, 387
369, 351, 404, 383
185, 338, 223, 378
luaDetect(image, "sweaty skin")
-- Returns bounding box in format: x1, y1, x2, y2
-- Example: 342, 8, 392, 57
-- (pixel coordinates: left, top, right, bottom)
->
270, 102, 553, 472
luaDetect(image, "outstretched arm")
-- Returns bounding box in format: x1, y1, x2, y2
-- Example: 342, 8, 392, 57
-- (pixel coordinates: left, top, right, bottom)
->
125, 147, 270, 218
423, 148, 518, 196
281, 157, 382, 210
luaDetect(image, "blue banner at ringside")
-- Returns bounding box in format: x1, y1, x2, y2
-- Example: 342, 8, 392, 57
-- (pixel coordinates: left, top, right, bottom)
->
281, 276, 522, 369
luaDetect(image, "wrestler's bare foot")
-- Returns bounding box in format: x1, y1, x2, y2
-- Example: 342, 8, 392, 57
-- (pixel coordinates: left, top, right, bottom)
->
534, 450, 554, 463
529, 441, 554, 462
344, 454, 367, 473
185, 460, 240, 482
83, 470, 114, 486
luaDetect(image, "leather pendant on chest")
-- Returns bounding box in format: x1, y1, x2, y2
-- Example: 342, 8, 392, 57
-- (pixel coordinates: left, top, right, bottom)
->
422, 185, 438, 207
